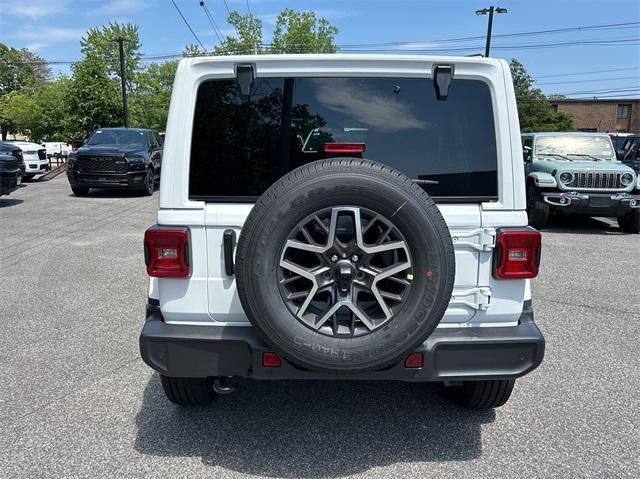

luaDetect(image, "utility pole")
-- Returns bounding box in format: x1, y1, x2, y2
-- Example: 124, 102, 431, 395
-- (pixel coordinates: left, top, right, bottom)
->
114, 37, 129, 128
476, 6, 508, 57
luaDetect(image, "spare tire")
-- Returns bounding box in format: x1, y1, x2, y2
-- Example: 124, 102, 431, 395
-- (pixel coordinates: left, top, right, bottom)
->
235, 159, 455, 373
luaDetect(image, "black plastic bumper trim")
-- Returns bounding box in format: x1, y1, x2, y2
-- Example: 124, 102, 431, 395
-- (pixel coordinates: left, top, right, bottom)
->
140, 304, 545, 382
540, 191, 640, 210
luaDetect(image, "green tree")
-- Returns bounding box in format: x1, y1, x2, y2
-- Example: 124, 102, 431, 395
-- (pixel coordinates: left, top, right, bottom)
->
80, 22, 142, 83
214, 9, 338, 55
130, 60, 178, 131
1, 92, 42, 139
66, 55, 121, 139
183, 44, 207, 57
214, 11, 263, 55
34, 77, 72, 140
19, 48, 52, 86
63, 22, 143, 139
510, 59, 573, 132
271, 9, 338, 53
0, 43, 37, 139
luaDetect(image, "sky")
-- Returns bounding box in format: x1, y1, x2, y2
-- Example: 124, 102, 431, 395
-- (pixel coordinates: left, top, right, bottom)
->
0, 0, 639, 98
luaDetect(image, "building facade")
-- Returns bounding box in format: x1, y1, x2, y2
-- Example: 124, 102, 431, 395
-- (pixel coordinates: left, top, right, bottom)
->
550, 99, 639, 133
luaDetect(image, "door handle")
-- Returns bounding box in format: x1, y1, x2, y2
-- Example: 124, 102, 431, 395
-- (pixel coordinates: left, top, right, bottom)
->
223, 229, 236, 276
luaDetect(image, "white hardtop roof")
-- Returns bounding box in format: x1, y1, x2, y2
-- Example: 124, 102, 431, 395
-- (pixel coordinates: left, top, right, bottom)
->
180, 53, 501, 68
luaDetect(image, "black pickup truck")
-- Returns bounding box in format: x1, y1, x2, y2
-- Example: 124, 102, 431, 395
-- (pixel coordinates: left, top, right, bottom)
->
66, 128, 163, 196
0, 142, 25, 197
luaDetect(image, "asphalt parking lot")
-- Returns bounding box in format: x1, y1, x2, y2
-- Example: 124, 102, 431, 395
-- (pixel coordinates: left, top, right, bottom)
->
1, 175, 638, 478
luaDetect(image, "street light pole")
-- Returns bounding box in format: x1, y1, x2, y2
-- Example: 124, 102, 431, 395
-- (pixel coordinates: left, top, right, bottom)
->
476, 6, 508, 58
115, 37, 129, 128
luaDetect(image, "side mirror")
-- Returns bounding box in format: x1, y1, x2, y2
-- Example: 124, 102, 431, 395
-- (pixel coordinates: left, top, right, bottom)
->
523, 146, 532, 162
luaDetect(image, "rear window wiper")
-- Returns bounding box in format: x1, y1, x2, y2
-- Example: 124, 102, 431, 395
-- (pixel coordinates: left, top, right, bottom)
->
567, 153, 602, 161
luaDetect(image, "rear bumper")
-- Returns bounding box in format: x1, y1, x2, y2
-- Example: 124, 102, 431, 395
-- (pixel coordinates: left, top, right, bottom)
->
140, 301, 545, 382
540, 190, 640, 215
67, 170, 146, 189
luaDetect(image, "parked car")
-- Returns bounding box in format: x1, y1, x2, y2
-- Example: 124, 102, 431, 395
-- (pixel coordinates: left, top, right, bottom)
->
609, 132, 636, 153
522, 132, 640, 233
611, 134, 640, 174
139, 55, 545, 410
66, 128, 163, 196
13, 141, 48, 180
0, 141, 26, 177
42, 141, 70, 159
0, 148, 23, 196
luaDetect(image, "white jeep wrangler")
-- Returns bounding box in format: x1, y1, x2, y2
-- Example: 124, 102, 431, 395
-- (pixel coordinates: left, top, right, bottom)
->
140, 54, 545, 410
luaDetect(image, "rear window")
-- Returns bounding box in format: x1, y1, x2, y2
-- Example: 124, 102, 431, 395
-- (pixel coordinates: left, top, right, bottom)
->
189, 77, 498, 201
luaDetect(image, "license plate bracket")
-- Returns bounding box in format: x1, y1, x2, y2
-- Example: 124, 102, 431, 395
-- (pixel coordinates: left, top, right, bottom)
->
589, 197, 611, 208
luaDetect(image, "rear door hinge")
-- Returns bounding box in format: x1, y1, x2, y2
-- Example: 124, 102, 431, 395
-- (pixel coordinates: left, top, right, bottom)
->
451, 228, 496, 252
450, 287, 491, 310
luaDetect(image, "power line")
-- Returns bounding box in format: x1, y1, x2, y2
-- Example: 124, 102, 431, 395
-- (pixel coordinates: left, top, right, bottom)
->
334, 21, 640, 48
222, 0, 231, 15
199, 1, 224, 44
556, 93, 640, 99
535, 66, 640, 79
550, 87, 640, 95
536, 75, 640, 86
171, 0, 208, 53
336, 36, 640, 53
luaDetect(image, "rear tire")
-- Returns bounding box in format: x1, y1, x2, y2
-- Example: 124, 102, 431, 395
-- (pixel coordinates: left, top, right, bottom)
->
445, 379, 515, 409
71, 185, 89, 196
618, 210, 640, 233
235, 159, 455, 374
160, 375, 216, 407
141, 168, 154, 196
526, 186, 548, 229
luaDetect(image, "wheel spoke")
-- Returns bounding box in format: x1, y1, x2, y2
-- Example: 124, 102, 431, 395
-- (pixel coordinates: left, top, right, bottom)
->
388, 275, 410, 287
299, 225, 316, 245
284, 239, 328, 254
287, 290, 312, 300
370, 261, 412, 319
279, 274, 302, 285
313, 215, 329, 233
379, 290, 403, 302
374, 224, 393, 246
278, 206, 412, 337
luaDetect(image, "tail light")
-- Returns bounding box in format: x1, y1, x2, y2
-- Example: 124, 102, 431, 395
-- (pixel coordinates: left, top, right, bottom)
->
493, 227, 542, 279
144, 226, 190, 277
323, 143, 366, 154
404, 352, 423, 369
262, 352, 281, 367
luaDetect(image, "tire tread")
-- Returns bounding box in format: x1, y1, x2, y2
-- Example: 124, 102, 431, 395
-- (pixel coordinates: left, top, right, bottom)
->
447, 379, 515, 409
160, 375, 215, 407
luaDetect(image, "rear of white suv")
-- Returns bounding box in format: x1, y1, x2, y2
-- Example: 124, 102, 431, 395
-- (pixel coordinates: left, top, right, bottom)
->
140, 55, 544, 410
